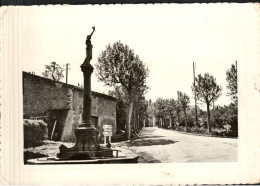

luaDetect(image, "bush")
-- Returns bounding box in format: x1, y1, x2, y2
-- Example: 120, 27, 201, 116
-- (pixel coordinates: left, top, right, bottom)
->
211, 128, 226, 136
112, 129, 126, 142
228, 115, 238, 137
199, 127, 209, 134
189, 126, 200, 133
173, 122, 237, 138
24, 119, 48, 148
210, 104, 238, 137
175, 126, 185, 132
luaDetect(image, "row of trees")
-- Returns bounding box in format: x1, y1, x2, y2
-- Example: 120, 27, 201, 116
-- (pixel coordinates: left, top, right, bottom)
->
96, 41, 238, 138
153, 92, 190, 131
152, 62, 237, 136
153, 73, 222, 133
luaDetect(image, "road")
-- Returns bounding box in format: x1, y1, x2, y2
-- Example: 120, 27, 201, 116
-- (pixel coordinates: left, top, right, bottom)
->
114, 127, 238, 163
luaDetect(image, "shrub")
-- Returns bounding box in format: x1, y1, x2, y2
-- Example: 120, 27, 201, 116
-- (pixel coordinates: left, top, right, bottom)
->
210, 104, 238, 137
228, 115, 238, 137
211, 128, 226, 136
24, 119, 48, 148
198, 127, 208, 134
199, 118, 208, 128
175, 126, 185, 132
189, 126, 200, 133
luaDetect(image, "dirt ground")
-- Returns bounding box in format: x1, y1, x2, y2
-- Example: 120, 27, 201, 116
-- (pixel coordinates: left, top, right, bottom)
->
24, 127, 237, 164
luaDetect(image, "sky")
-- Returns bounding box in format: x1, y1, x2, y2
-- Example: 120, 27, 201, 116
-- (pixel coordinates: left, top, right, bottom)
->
5, 3, 259, 108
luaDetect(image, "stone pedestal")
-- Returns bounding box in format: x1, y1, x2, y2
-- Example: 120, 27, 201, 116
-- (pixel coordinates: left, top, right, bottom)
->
57, 128, 113, 160
57, 62, 113, 160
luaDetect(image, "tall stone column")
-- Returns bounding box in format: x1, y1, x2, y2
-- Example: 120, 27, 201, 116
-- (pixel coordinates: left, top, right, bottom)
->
80, 63, 94, 128
57, 27, 113, 160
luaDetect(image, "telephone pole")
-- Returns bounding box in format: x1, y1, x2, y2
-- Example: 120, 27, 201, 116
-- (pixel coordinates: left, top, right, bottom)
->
64, 63, 71, 84
193, 62, 198, 126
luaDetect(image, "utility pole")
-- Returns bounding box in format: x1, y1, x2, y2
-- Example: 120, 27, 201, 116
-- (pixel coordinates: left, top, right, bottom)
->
64, 63, 71, 84
193, 62, 198, 126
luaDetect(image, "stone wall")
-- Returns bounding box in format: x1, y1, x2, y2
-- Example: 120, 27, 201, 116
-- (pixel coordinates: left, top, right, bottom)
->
23, 71, 116, 142
23, 72, 70, 116
96, 96, 117, 135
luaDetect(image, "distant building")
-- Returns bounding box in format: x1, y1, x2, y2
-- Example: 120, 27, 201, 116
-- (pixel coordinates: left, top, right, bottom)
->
23, 71, 116, 142
145, 116, 156, 127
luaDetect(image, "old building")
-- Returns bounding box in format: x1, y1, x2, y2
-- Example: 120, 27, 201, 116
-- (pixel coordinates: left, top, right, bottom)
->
23, 71, 116, 142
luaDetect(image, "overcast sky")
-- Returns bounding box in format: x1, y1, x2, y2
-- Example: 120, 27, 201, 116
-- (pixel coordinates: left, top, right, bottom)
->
7, 3, 258, 108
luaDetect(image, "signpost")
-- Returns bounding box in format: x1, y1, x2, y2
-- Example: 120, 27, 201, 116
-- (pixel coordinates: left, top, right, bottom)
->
103, 125, 113, 144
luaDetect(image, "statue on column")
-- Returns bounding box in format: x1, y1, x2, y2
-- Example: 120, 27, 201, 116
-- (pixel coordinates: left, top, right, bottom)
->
84, 26, 95, 65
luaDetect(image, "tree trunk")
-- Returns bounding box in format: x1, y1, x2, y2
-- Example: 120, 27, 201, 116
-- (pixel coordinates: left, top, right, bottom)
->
162, 118, 165, 128
132, 111, 135, 133
206, 102, 211, 133
134, 114, 136, 133
184, 110, 188, 131
137, 114, 140, 131
137, 115, 139, 131
136, 118, 138, 132
136, 114, 138, 131
169, 115, 172, 129
126, 102, 134, 139
177, 112, 180, 124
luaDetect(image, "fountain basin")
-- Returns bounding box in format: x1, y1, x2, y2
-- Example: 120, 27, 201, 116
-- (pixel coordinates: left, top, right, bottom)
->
27, 155, 139, 164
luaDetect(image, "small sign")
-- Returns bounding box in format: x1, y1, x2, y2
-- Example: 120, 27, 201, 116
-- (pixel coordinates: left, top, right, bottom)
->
103, 125, 113, 136
104, 128, 112, 132
103, 125, 113, 144
103, 131, 113, 136
103, 125, 112, 130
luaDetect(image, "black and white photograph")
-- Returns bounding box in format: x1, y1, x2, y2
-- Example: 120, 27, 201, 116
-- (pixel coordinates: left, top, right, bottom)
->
1, 2, 260, 184
20, 4, 242, 164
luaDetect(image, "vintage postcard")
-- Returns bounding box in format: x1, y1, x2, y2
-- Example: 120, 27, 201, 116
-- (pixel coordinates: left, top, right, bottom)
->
0, 3, 260, 185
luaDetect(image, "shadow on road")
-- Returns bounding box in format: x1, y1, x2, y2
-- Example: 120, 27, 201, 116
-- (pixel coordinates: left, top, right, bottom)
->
129, 139, 179, 146
140, 136, 165, 139
135, 151, 161, 163
141, 128, 157, 134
